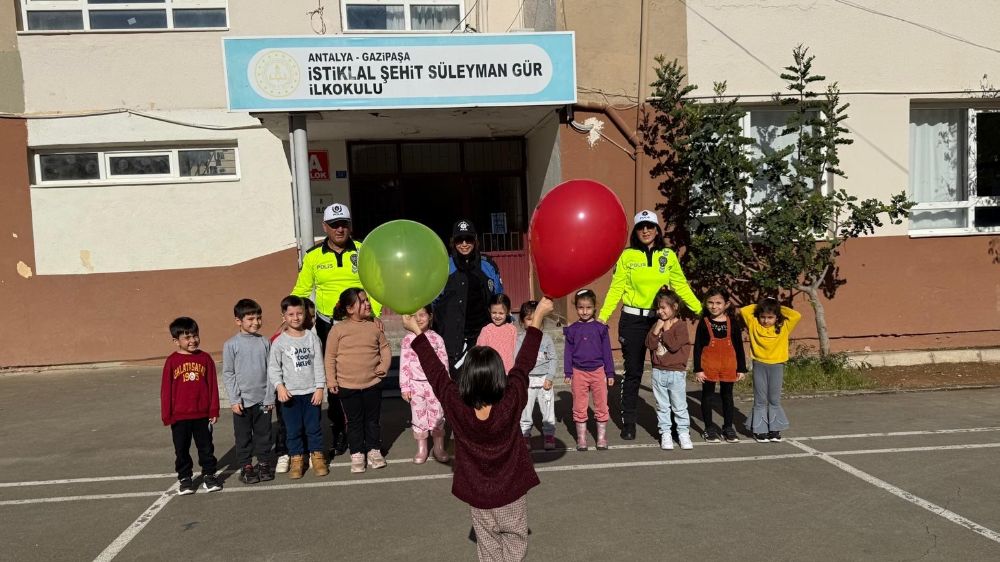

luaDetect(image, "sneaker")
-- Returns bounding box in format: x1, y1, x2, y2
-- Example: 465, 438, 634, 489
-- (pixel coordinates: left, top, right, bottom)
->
350, 452, 366, 473
703, 428, 722, 443
543, 435, 556, 450
275, 454, 290, 474
678, 433, 694, 450
768, 431, 783, 442
239, 464, 260, 485
177, 477, 196, 495
367, 449, 387, 469
722, 427, 741, 443
753, 433, 770, 443
257, 462, 274, 482
201, 474, 222, 492
660, 433, 674, 450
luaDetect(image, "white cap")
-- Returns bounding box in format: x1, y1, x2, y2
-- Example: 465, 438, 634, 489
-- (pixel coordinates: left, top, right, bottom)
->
634, 209, 658, 226
323, 203, 351, 223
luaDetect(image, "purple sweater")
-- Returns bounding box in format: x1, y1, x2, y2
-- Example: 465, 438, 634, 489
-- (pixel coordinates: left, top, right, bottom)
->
563, 320, 615, 378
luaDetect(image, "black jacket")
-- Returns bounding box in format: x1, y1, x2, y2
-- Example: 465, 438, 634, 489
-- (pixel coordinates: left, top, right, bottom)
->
434, 254, 503, 364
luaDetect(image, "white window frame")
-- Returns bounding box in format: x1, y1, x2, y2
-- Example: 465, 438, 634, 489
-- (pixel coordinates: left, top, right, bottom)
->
31, 145, 240, 187
908, 107, 1000, 238
340, 0, 465, 33
18, 0, 229, 33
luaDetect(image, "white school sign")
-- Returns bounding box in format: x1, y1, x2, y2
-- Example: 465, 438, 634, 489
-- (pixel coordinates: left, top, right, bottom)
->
223, 32, 577, 112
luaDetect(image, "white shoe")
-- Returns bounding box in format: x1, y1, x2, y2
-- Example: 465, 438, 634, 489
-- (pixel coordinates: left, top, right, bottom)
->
679, 433, 694, 450
275, 454, 290, 474
660, 433, 674, 450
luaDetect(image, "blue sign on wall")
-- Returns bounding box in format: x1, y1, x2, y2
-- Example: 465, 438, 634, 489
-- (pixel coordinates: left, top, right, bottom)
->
223, 32, 576, 112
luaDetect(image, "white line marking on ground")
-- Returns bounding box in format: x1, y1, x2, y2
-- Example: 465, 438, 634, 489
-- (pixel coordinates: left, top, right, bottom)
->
0, 491, 164, 506
828, 442, 1000, 456
4, 426, 1000, 490
788, 439, 1000, 545
794, 426, 1000, 441
92, 481, 179, 562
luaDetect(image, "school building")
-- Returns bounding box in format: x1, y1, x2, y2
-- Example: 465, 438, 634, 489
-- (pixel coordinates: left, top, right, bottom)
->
0, 0, 997, 367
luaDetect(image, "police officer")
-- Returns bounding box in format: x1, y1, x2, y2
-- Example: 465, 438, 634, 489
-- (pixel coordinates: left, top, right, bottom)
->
433, 220, 504, 371
598, 210, 702, 440
291, 203, 382, 457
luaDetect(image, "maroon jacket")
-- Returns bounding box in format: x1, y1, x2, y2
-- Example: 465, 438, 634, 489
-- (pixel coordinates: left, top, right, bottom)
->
412, 328, 542, 509
160, 351, 220, 426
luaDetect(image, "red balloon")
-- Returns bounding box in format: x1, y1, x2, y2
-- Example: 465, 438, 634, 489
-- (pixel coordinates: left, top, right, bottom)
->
529, 179, 628, 298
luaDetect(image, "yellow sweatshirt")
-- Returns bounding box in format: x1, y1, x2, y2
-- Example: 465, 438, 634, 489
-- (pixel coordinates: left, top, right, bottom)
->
740, 304, 802, 364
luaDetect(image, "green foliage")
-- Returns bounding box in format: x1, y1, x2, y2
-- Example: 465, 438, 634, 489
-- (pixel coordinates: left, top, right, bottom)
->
643, 46, 915, 355
734, 346, 875, 394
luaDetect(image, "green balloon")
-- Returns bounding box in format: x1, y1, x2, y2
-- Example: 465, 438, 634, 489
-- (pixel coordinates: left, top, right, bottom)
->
358, 220, 449, 315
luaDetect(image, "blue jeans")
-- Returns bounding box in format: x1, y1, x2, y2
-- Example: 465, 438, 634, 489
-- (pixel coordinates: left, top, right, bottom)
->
651, 369, 690, 436
283, 393, 324, 456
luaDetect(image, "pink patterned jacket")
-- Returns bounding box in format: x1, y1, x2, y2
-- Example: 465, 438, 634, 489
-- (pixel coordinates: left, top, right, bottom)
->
400, 330, 449, 393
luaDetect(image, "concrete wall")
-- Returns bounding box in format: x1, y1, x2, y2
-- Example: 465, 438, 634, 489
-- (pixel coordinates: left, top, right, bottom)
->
0, 0, 24, 113
683, 0, 1000, 236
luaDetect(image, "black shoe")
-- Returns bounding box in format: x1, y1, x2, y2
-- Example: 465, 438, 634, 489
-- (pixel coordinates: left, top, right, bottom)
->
201, 474, 223, 492
333, 431, 349, 456
240, 464, 260, 484
620, 423, 636, 441
722, 427, 741, 443
703, 428, 722, 443
753, 433, 770, 443
768, 431, 783, 442
177, 477, 196, 495
257, 462, 274, 482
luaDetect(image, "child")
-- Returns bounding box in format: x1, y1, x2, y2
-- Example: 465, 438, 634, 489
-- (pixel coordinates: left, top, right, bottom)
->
268, 295, 328, 479
563, 289, 615, 451
645, 288, 693, 451
399, 304, 451, 464
325, 288, 392, 474
741, 297, 802, 443
476, 293, 516, 372
517, 300, 557, 450
270, 297, 317, 475
160, 317, 221, 495
693, 288, 747, 444
403, 296, 554, 561
223, 299, 274, 484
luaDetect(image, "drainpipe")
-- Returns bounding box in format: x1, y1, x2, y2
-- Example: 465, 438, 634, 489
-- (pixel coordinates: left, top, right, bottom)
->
289, 113, 314, 267
571, 101, 639, 153
634, 0, 650, 214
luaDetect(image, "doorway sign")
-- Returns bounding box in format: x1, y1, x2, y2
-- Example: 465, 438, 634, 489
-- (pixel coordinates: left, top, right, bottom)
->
308, 150, 330, 181
223, 32, 576, 112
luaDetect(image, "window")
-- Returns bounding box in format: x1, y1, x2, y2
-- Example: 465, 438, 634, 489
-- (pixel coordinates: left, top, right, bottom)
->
33, 146, 239, 186
19, 0, 228, 32
908, 107, 1000, 236
744, 108, 825, 202
341, 0, 462, 32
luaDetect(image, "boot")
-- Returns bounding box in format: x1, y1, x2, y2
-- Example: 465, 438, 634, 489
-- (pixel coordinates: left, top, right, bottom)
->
620, 422, 636, 440
596, 422, 609, 450
431, 428, 450, 463
310, 451, 329, 477
575, 422, 589, 451
413, 437, 429, 464
288, 455, 305, 480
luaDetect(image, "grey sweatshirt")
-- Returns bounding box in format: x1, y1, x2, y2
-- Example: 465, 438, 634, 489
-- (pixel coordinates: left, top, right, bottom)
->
222, 332, 273, 407
268, 331, 326, 396
515, 331, 557, 384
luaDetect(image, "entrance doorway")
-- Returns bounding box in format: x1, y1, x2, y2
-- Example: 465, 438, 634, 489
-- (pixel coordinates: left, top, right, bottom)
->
347, 138, 532, 307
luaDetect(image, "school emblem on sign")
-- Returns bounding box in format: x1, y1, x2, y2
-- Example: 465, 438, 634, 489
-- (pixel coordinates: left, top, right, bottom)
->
350, 253, 358, 273
253, 50, 300, 98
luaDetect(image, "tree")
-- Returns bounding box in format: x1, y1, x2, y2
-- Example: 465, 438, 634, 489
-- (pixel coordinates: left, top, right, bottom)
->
642, 46, 914, 356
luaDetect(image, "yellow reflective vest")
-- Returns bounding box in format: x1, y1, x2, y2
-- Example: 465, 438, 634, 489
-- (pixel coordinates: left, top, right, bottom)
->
599, 247, 703, 321
291, 239, 382, 318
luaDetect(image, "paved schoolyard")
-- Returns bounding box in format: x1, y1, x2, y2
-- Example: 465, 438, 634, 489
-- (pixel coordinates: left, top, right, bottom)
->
3, 366, 1000, 561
